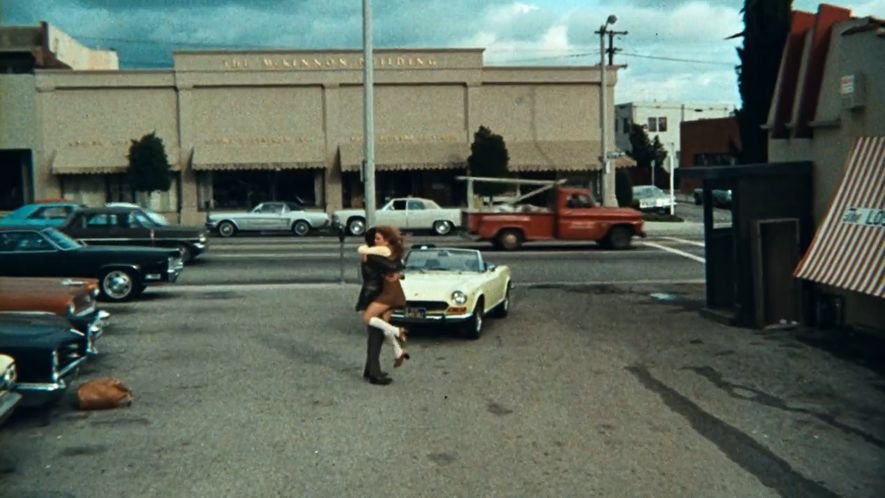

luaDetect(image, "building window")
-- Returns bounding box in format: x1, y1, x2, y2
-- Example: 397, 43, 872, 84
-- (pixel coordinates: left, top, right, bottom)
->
647, 117, 657, 132
658, 117, 668, 132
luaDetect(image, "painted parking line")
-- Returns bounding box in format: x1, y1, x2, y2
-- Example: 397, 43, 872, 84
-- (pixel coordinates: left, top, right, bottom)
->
661, 236, 705, 248
640, 241, 706, 264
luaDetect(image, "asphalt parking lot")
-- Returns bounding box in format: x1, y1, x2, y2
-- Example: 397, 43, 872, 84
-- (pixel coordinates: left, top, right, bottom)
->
1, 278, 883, 497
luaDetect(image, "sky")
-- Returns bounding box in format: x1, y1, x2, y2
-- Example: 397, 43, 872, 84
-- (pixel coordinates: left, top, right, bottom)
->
2, 0, 883, 107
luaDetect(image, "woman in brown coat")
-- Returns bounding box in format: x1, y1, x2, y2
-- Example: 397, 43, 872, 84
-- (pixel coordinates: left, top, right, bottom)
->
358, 225, 410, 367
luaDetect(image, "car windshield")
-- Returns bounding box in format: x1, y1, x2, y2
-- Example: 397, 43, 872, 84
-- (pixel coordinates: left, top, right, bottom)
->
405, 249, 482, 272
42, 228, 82, 250
633, 186, 664, 198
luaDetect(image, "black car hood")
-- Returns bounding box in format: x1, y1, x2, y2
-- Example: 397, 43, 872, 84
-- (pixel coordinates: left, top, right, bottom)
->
0, 314, 80, 349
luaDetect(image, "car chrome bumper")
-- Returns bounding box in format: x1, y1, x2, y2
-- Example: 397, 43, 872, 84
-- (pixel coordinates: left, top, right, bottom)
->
390, 311, 473, 325
15, 355, 86, 406
0, 391, 22, 424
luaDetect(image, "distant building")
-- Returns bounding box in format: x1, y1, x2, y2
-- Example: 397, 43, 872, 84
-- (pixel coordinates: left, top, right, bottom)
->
614, 101, 735, 163
678, 117, 741, 194
767, 5, 884, 333
0, 21, 118, 72
0, 23, 629, 221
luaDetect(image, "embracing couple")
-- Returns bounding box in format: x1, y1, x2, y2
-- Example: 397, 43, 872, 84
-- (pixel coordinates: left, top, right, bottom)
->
356, 225, 410, 386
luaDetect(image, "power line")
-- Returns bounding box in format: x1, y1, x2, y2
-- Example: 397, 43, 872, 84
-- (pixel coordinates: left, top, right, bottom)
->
618, 52, 735, 66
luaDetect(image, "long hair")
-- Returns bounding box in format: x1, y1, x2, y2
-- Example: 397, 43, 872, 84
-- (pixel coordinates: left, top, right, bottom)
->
375, 225, 404, 260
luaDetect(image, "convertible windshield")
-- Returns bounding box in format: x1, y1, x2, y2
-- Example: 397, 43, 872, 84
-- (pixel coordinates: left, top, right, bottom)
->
42, 228, 83, 250
405, 249, 482, 272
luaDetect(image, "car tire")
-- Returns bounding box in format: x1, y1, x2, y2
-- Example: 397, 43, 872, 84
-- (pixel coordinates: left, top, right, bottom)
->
217, 221, 236, 238
494, 229, 523, 251
177, 244, 193, 263
432, 220, 453, 236
347, 217, 366, 236
491, 282, 511, 318
292, 220, 310, 237
99, 269, 139, 302
604, 226, 633, 250
461, 298, 484, 340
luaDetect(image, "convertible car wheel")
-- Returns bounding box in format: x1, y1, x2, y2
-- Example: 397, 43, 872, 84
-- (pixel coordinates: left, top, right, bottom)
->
433, 220, 453, 236
217, 221, 236, 238
292, 220, 310, 237
462, 298, 484, 340
491, 283, 511, 318
100, 269, 139, 302
347, 217, 366, 236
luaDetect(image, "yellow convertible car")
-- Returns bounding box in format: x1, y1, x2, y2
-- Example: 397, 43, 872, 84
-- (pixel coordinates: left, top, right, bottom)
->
390, 246, 512, 339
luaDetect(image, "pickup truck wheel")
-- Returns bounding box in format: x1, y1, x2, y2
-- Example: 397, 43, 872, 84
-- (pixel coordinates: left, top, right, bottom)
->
100, 269, 138, 302
433, 220, 453, 236
461, 298, 484, 340
495, 229, 523, 251
347, 218, 366, 236
217, 221, 236, 238
292, 220, 310, 237
607, 226, 633, 250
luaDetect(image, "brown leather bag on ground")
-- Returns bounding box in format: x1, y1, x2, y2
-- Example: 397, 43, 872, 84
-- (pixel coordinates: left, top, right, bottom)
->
77, 378, 134, 410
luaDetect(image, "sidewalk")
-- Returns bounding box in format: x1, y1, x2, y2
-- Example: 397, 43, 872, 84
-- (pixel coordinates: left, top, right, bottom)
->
643, 220, 705, 237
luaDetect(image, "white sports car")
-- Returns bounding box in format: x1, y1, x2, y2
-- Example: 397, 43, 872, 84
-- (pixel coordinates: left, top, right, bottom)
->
390, 246, 512, 339
206, 201, 330, 237
332, 197, 461, 236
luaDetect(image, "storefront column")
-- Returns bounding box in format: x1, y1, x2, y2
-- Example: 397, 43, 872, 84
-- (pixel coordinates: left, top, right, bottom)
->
175, 85, 200, 225
322, 83, 342, 211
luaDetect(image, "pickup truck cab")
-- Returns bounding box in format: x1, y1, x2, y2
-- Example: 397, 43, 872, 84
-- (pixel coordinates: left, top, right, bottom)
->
462, 185, 645, 250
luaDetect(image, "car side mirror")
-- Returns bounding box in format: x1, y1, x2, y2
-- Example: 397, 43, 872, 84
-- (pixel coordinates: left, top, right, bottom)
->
486, 263, 496, 272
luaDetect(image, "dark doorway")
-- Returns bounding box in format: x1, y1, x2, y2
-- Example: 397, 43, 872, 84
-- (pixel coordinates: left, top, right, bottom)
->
0, 149, 32, 209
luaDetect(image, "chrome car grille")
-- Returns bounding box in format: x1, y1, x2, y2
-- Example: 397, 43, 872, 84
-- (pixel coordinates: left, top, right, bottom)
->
404, 300, 449, 312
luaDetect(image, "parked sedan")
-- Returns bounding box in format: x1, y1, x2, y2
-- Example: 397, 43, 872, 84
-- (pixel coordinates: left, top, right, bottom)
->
0, 201, 83, 227
0, 354, 21, 425
60, 206, 208, 263
0, 314, 89, 407
0, 277, 110, 355
207, 201, 330, 237
390, 246, 511, 339
332, 197, 461, 236
631, 185, 675, 213
105, 202, 170, 226
0, 226, 183, 302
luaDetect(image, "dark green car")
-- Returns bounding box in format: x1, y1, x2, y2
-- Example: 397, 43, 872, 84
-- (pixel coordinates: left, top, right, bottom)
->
0, 226, 183, 301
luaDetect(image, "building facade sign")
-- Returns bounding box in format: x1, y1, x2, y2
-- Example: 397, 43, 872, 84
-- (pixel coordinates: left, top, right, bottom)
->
224, 54, 439, 70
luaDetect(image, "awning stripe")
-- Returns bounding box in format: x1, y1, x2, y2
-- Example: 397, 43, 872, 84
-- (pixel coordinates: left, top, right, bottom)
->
794, 136, 885, 298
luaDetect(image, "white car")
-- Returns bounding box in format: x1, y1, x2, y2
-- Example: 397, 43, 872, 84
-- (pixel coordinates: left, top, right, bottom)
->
0, 354, 21, 425
631, 185, 675, 213
332, 197, 461, 236
390, 246, 512, 339
206, 201, 330, 237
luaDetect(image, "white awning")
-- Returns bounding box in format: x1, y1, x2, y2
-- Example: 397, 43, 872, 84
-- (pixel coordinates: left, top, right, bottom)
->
338, 142, 468, 172
192, 142, 326, 171
51, 146, 181, 175
794, 136, 884, 298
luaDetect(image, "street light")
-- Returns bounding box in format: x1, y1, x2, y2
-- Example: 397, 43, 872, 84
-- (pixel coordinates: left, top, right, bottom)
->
598, 14, 618, 207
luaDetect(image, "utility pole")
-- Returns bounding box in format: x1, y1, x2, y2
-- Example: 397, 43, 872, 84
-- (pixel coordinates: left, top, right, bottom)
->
362, 0, 376, 228
597, 15, 619, 207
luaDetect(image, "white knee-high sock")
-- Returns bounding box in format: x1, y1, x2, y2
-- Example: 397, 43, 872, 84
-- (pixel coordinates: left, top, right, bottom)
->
368, 317, 404, 358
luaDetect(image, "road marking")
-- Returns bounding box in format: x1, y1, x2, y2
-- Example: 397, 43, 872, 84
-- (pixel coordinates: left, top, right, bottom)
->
640, 241, 706, 264
661, 236, 705, 248
514, 278, 705, 288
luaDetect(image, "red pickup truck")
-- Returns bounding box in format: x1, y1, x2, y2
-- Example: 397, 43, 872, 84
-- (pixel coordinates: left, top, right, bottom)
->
462, 183, 645, 250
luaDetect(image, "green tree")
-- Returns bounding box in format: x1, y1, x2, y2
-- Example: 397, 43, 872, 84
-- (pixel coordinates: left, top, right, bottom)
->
467, 125, 510, 197
627, 123, 668, 172
127, 132, 172, 194
732, 0, 792, 163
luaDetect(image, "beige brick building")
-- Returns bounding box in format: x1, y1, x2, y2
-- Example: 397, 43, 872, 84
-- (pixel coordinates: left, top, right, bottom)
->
1, 28, 624, 224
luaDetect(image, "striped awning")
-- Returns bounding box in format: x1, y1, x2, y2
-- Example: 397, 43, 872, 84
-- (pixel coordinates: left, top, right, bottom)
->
794, 136, 885, 298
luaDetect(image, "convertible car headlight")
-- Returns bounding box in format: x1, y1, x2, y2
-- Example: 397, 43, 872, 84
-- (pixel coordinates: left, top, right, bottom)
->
451, 291, 468, 305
